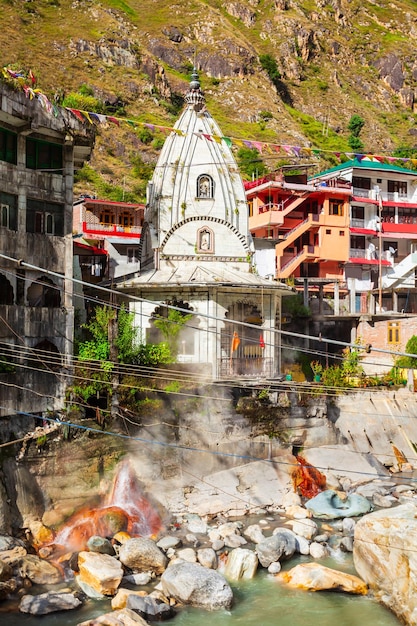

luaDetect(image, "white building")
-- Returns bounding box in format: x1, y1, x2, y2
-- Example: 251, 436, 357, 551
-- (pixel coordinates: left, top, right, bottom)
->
118, 70, 292, 380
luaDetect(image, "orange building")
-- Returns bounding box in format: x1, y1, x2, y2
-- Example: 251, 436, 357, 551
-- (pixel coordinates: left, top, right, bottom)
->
246, 170, 351, 284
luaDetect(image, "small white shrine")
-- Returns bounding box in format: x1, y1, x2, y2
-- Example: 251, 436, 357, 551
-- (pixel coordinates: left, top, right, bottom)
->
120, 70, 291, 379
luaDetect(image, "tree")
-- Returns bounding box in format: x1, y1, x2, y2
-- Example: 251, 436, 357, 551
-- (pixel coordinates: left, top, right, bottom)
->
396, 335, 417, 369
236, 147, 268, 180
347, 114, 365, 151
153, 308, 193, 359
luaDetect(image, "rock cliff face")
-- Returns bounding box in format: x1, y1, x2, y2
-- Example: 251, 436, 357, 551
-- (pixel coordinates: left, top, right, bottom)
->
2, 387, 417, 534
354, 504, 417, 625
2, 0, 417, 199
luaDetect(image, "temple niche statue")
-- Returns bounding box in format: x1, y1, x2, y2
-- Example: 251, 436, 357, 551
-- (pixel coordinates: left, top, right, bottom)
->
197, 227, 213, 253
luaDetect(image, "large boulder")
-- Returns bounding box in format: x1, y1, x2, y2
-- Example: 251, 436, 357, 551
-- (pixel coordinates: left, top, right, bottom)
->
277, 562, 368, 594
18, 554, 62, 585
77, 607, 149, 625
118, 537, 167, 575
353, 503, 417, 625
19, 591, 82, 615
256, 530, 296, 567
305, 490, 372, 519
160, 560, 233, 610
78, 551, 123, 596
224, 547, 258, 580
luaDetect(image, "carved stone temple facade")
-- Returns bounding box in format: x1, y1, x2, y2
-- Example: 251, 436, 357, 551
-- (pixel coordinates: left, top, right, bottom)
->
118, 70, 292, 380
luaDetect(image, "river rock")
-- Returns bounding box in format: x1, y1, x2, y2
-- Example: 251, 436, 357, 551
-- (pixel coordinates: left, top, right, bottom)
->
353, 503, 417, 625
309, 541, 329, 559
224, 547, 258, 580
211, 539, 224, 551
87, 536, 115, 555
305, 490, 372, 519
111, 588, 147, 610
243, 524, 265, 544
77, 607, 149, 625
18, 554, 62, 584
342, 517, 356, 536
19, 591, 82, 615
197, 547, 217, 569
122, 572, 152, 586
256, 530, 296, 567
160, 560, 233, 610
0, 578, 17, 599
176, 547, 197, 562
224, 533, 247, 548
156, 536, 182, 551
292, 518, 317, 540
277, 562, 368, 594
293, 534, 310, 555
372, 493, 395, 508
186, 514, 207, 534
127, 594, 174, 620
118, 537, 167, 575
0, 559, 12, 581
268, 562, 281, 574
340, 536, 354, 552
78, 551, 123, 595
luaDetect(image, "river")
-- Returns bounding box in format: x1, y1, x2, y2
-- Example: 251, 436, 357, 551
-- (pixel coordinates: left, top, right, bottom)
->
0, 553, 400, 626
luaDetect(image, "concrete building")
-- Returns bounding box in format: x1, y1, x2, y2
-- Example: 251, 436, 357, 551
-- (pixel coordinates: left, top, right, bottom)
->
0, 81, 94, 417
73, 197, 144, 282
118, 70, 292, 380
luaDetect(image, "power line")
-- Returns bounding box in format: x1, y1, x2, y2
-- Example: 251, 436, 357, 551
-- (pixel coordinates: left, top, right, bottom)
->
1, 252, 416, 361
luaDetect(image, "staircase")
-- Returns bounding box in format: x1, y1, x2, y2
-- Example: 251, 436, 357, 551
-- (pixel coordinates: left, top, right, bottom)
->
382, 252, 417, 289
278, 245, 319, 278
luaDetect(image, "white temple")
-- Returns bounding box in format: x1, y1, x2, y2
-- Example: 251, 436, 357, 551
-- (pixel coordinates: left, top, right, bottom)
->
119, 69, 292, 379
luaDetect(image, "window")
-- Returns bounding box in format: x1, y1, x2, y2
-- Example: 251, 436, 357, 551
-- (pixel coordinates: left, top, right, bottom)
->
0, 127, 17, 164
196, 174, 214, 199
326, 229, 331, 234
329, 199, 344, 216
0, 193, 17, 230
248, 199, 253, 217
352, 176, 371, 190
119, 211, 133, 228
351, 205, 364, 219
388, 180, 407, 197
388, 321, 400, 344
26, 199, 64, 236
100, 209, 115, 225
339, 231, 345, 236
26, 137, 63, 171
127, 248, 139, 263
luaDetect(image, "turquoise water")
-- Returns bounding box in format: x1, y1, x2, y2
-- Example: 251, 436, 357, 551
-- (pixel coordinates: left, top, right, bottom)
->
0, 555, 400, 626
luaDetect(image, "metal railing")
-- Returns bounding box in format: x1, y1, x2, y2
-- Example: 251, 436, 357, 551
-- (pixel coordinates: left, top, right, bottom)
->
217, 357, 274, 379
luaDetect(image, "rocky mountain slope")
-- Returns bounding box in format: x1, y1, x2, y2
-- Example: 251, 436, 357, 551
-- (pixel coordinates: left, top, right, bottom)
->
2, 0, 417, 200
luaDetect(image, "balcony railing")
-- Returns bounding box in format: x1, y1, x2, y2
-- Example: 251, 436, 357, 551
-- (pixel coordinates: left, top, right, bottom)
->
82, 222, 141, 238
217, 357, 274, 379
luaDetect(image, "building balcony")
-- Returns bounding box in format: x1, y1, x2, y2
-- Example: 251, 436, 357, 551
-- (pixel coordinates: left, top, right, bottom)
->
81, 221, 141, 239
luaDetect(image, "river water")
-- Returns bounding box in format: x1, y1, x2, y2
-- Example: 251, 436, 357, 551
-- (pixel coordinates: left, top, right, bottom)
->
1, 554, 400, 626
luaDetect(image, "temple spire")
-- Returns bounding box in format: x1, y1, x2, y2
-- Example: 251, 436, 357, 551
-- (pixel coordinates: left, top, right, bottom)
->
185, 67, 205, 111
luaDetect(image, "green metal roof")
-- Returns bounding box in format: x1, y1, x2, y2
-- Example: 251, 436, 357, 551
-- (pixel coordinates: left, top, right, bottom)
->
311, 158, 417, 180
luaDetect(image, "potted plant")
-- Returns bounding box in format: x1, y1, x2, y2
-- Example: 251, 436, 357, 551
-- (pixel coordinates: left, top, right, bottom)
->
311, 360, 323, 382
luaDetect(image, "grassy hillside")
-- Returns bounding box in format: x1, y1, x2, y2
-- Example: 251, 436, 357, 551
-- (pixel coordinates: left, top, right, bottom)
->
2, 0, 417, 200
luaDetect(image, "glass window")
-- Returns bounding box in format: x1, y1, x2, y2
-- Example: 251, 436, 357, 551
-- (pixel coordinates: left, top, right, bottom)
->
388, 321, 400, 344
26, 137, 63, 171
100, 210, 115, 225
26, 199, 64, 236
0, 128, 17, 164
352, 176, 371, 190
329, 199, 344, 216
388, 180, 407, 196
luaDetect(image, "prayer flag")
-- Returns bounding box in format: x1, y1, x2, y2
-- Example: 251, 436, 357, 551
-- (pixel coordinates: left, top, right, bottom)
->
259, 335, 265, 349
231, 332, 240, 353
